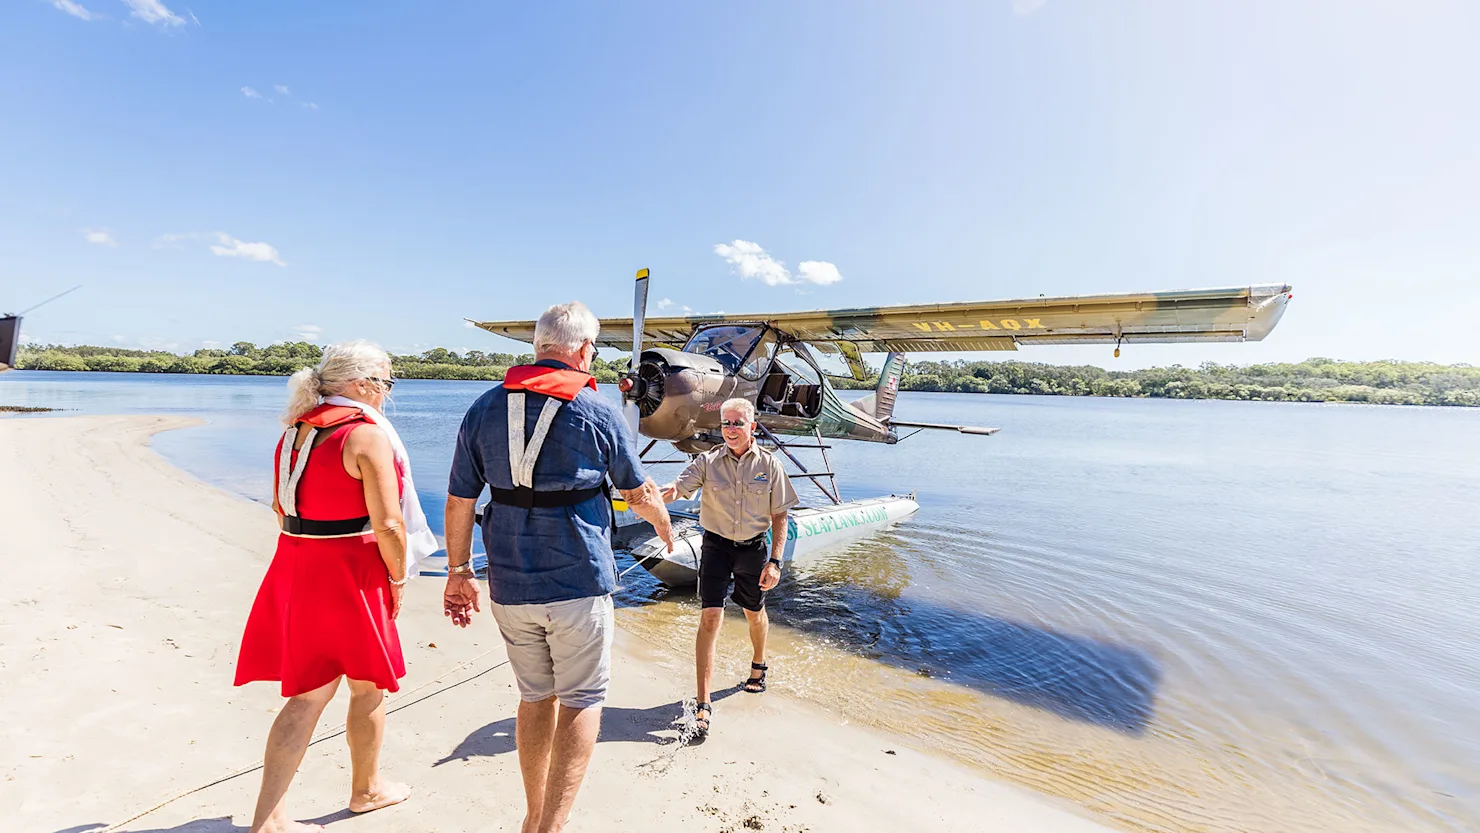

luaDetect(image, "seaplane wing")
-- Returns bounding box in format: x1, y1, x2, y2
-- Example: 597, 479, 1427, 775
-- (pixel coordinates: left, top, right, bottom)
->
471, 284, 1293, 353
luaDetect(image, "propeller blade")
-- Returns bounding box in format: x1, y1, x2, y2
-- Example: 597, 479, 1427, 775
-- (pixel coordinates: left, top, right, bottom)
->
623, 400, 641, 436
625, 268, 650, 436
631, 268, 648, 371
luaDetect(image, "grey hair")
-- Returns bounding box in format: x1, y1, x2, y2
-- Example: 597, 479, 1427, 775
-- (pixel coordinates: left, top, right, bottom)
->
720, 397, 756, 423
282, 340, 391, 425
533, 301, 600, 355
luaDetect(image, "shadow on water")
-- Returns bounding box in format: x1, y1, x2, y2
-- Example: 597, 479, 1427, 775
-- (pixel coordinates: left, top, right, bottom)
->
615, 544, 1162, 735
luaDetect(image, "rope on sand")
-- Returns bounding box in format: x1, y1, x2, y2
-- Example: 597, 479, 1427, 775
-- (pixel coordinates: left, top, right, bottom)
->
96, 649, 508, 833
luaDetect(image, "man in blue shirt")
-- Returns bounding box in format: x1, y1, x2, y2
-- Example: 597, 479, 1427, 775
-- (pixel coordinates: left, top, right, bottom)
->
443, 301, 672, 833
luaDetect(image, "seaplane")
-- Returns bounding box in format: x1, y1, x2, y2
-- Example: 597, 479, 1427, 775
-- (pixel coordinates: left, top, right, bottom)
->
472, 272, 1293, 586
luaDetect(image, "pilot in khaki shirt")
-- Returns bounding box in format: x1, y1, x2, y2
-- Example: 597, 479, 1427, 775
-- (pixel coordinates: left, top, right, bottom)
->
660, 398, 798, 741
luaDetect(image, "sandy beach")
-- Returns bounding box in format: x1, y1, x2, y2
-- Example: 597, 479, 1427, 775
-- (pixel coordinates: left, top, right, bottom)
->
0, 415, 1113, 833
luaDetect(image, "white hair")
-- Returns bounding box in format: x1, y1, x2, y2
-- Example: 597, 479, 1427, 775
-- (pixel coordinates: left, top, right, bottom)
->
533, 301, 600, 355
721, 397, 756, 423
282, 340, 391, 425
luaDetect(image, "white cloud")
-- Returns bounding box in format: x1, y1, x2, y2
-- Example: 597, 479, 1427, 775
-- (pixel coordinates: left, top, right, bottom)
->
657, 298, 675, 310
209, 233, 286, 266
153, 231, 196, 249
1013, 0, 1048, 16
294, 324, 322, 343
274, 85, 291, 96
241, 86, 262, 99
122, 0, 185, 27
714, 240, 793, 287
797, 260, 843, 285
52, 0, 94, 21
83, 228, 118, 247
303, 102, 319, 111
202, 340, 220, 349
713, 240, 844, 287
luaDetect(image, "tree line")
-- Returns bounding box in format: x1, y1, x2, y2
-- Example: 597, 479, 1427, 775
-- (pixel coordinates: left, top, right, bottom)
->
15, 343, 1479, 407
16, 342, 627, 384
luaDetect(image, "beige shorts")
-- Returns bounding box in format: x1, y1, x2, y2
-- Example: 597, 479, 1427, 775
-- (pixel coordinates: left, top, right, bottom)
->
489, 595, 614, 710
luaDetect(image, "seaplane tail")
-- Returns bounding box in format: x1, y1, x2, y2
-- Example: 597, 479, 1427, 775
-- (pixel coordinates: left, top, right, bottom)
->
846, 352, 907, 422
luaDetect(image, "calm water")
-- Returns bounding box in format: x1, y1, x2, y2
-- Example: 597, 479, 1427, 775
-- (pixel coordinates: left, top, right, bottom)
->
5, 371, 1478, 832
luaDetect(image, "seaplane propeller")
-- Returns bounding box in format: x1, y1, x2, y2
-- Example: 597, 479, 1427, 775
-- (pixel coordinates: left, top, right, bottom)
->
617, 268, 650, 435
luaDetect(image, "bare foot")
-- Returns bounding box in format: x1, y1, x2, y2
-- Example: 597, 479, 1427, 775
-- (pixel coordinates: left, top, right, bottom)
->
349, 781, 412, 813
255, 821, 323, 833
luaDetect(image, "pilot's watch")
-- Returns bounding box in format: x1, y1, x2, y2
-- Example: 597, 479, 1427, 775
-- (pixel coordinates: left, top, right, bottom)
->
767, 558, 783, 568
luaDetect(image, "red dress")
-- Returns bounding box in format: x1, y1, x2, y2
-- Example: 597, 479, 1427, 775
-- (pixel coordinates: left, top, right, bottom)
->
234, 415, 407, 696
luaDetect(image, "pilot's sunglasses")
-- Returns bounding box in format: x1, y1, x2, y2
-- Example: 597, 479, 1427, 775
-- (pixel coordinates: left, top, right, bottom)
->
720, 419, 749, 428
370, 377, 397, 390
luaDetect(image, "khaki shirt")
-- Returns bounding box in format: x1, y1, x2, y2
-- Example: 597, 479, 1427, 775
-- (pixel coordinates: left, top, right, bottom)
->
673, 442, 799, 542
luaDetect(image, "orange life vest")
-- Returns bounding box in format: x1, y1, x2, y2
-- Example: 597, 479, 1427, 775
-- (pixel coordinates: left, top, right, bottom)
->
502, 365, 597, 402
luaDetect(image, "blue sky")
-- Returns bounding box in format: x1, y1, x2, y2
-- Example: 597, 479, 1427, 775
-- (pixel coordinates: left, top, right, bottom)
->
3, 0, 1476, 369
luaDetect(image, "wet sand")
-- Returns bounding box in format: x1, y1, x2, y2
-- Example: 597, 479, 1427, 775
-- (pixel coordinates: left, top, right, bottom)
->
0, 415, 1112, 832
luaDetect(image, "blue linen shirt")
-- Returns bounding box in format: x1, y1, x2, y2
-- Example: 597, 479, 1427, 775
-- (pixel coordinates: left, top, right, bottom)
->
448, 360, 647, 605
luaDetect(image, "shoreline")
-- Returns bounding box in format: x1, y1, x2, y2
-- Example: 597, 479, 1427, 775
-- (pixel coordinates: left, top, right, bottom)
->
7, 366, 1478, 409
0, 415, 1113, 832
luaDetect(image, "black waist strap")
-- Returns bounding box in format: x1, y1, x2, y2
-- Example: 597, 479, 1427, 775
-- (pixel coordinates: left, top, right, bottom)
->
487, 484, 604, 510
282, 515, 372, 536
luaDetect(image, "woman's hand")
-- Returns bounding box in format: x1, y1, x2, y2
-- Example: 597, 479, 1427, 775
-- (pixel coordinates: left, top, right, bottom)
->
444, 575, 481, 628
390, 581, 404, 619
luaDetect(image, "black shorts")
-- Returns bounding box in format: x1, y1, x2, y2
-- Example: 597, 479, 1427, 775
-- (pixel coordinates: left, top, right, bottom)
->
698, 531, 769, 612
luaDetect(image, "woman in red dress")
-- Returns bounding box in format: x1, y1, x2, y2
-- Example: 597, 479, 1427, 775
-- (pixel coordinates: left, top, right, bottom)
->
235, 341, 413, 832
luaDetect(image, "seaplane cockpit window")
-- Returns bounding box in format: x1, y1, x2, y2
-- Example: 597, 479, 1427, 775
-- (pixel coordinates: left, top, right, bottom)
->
760, 345, 825, 419
682, 325, 764, 374
737, 329, 778, 381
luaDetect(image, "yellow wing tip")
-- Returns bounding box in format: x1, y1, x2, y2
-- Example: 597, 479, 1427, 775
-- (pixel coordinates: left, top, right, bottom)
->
635, 268, 649, 280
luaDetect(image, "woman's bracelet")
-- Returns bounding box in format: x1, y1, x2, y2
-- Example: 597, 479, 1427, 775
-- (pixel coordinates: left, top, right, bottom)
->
389, 574, 408, 587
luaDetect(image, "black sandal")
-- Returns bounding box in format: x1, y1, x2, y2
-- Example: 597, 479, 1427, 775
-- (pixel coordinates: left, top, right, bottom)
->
743, 662, 768, 693
692, 702, 712, 742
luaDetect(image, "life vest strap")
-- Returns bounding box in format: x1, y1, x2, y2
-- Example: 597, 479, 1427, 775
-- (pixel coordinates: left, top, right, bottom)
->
486, 484, 605, 510
282, 515, 373, 536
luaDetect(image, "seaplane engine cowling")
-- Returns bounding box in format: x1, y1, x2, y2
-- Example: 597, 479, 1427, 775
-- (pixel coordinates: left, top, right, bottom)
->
629, 348, 736, 443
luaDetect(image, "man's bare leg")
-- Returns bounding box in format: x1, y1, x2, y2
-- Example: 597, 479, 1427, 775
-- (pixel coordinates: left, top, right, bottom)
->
516, 696, 559, 833
695, 607, 724, 705
345, 678, 412, 813
536, 703, 603, 833
744, 606, 768, 688
249, 677, 340, 833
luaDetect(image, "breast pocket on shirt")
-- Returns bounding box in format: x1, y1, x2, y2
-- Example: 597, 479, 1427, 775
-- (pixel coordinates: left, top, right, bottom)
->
743, 483, 772, 520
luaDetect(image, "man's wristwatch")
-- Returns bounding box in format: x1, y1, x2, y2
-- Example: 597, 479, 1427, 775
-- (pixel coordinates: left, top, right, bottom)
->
767, 558, 783, 568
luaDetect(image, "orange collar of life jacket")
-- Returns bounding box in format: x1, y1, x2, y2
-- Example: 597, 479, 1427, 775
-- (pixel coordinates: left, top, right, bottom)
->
296, 403, 367, 428
503, 364, 598, 402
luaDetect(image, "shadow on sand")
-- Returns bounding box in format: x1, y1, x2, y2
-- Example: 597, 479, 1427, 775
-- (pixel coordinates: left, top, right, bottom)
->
616, 548, 1162, 735
434, 692, 744, 765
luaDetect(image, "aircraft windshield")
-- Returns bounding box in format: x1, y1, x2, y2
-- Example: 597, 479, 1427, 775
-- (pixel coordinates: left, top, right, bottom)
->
683, 325, 766, 373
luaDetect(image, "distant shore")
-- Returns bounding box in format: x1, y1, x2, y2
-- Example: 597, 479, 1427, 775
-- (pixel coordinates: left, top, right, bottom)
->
13, 342, 1480, 406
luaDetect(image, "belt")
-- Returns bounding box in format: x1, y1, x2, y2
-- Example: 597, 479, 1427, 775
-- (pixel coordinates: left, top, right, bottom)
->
487, 484, 604, 510
703, 529, 767, 548
282, 515, 372, 536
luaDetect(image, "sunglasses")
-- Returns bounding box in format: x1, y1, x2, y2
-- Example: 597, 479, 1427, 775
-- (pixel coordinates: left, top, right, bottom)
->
719, 419, 750, 428
369, 377, 396, 390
